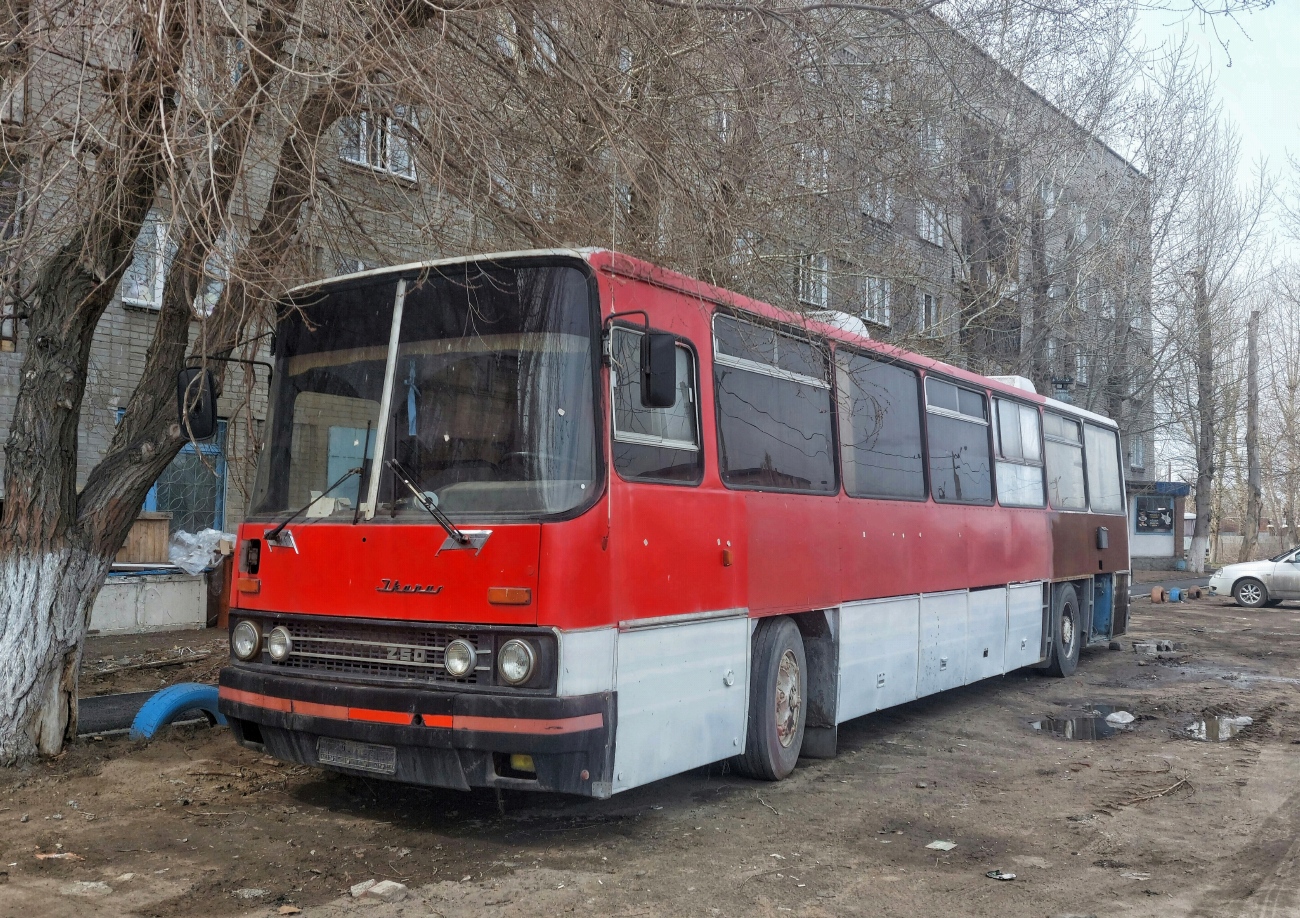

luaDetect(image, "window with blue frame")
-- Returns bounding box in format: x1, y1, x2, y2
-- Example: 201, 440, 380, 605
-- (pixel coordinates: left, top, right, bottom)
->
116, 410, 228, 534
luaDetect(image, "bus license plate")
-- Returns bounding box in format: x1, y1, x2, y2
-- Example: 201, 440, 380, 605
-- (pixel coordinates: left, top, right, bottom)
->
317, 737, 397, 775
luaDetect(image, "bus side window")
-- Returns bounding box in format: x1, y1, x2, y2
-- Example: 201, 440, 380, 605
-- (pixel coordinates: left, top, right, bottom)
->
1084, 424, 1124, 513
835, 352, 925, 499
713, 313, 836, 493
924, 378, 992, 504
610, 327, 702, 484
993, 398, 1045, 507
1043, 412, 1087, 510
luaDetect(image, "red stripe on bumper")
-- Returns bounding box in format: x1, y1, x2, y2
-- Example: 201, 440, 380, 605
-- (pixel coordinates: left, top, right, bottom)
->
221, 686, 602, 734
219, 686, 290, 712
349, 708, 414, 726
451, 713, 604, 734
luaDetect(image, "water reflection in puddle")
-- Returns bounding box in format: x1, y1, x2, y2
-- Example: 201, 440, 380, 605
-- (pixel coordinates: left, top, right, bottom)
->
1030, 704, 1131, 741
1185, 716, 1252, 742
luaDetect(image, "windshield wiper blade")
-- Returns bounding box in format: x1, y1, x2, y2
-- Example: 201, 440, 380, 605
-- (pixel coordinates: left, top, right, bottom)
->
385, 458, 469, 545
265, 466, 361, 544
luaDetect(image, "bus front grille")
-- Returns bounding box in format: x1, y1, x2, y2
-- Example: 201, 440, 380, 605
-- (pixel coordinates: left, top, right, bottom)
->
269, 620, 490, 685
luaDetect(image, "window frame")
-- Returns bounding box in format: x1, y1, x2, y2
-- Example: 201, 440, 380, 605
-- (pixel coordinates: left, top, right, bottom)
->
836, 347, 928, 503
119, 210, 173, 310
1043, 410, 1089, 512
991, 396, 1046, 509
340, 104, 417, 181
923, 374, 994, 506
1083, 422, 1126, 515
609, 324, 704, 487
711, 311, 838, 496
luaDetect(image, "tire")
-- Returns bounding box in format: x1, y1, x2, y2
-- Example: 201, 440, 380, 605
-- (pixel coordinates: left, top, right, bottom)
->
734, 617, 807, 781
1265, 598, 1284, 608
1233, 578, 1268, 608
128, 682, 227, 741
1045, 584, 1081, 678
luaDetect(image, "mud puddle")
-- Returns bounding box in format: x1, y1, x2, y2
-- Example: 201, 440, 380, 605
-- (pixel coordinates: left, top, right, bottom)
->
1184, 715, 1252, 742
1030, 704, 1135, 740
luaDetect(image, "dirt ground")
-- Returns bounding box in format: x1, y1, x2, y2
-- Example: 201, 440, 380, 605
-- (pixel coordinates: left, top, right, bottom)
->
3, 589, 1299, 918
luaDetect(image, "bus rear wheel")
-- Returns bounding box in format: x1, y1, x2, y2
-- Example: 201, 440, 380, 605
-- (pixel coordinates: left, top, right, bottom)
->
734, 616, 807, 781
1046, 584, 1081, 677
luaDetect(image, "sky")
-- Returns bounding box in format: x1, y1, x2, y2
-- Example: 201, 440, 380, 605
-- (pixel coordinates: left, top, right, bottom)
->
1137, 2, 1299, 231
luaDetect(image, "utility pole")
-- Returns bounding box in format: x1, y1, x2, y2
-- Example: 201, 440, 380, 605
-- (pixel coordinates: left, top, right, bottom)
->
1189, 269, 1213, 573
1239, 308, 1261, 562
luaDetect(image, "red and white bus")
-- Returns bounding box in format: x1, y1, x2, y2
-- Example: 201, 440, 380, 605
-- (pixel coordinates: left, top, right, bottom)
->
212, 249, 1130, 796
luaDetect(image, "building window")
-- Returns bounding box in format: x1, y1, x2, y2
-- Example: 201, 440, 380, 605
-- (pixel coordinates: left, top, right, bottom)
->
918, 200, 945, 247
117, 411, 228, 534
0, 162, 19, 351
864, 275, 891, 327
340, 104, 416, 180
1074, 346, 1089, 387
1135, 495, 1174, 533
795, 143, 829, 193
1128, 434, 1146, 471
796, 254, 829, 309
918, 291, 940, 334
861, 178, 894, 224
119, 209, 176, 310
1, 74, 22, 124
1039, 179, 1063, 219
920, 121, 945, 165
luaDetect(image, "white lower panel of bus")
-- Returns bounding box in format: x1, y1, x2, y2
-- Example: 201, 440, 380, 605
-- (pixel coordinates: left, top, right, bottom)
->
610, 614, 750, 793
836, 582, 1046, 725
838, 596, 920, 721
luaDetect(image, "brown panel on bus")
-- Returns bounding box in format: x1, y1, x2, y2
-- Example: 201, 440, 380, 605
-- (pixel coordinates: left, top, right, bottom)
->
1050, 511, 1130, 579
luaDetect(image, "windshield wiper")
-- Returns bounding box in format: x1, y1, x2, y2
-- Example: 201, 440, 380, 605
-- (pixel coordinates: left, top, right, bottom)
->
265, 466, 361, 544
385, 458, 469, 545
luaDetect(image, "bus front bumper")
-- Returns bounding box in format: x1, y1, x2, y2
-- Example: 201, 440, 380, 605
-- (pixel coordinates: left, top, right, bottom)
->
218, 667, 615, 797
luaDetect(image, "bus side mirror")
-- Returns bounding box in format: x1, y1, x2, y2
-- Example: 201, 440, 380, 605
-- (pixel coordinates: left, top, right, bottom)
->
641, 332, 677, 408
176, 367, 218, 441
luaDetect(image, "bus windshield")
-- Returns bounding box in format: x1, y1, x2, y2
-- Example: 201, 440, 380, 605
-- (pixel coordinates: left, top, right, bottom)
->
250, 262, 599, 522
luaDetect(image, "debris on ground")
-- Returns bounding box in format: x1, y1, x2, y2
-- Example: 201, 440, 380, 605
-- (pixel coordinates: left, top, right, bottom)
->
60, 881, 112, 897
233, 888, 267, 899
984, 870, 1016, 881
1105, 710, 1136, 725
925, 840, 957, 851
363, 880, 410, 902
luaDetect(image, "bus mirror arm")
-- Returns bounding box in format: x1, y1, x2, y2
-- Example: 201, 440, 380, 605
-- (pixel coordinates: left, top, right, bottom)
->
385, 458, 469, 545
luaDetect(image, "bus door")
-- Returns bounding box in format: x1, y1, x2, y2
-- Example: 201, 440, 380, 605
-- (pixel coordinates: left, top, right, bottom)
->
606, 327, 747, 791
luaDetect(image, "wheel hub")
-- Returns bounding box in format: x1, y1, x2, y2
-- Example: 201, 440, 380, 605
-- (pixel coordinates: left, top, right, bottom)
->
1240, 583, 1261, 604
775, 649, 801, 748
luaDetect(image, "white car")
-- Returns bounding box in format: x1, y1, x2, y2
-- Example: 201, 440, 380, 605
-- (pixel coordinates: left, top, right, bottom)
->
1208, 547, 1300, 607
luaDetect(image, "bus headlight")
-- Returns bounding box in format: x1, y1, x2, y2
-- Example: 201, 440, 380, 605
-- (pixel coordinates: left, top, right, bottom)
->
267, 626, 293, 662
444, 639, 476, 678
231, 620, 262, 661
497, 639, 536, 686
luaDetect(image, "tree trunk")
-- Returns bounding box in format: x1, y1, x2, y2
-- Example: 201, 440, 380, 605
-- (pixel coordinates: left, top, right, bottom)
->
1239, 308, 1261, 562
1189, 269, 1213, 574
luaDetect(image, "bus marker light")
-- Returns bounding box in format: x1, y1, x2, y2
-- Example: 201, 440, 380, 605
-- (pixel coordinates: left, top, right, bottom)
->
722, 549, 733, 567
509, 754, 536, 773
236, 577, 261, 594
488, 587, 531, 605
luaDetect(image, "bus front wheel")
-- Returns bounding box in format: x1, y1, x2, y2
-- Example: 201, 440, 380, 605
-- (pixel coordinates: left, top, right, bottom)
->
1046, 584, 1081, 678
735, 617, 807, 781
